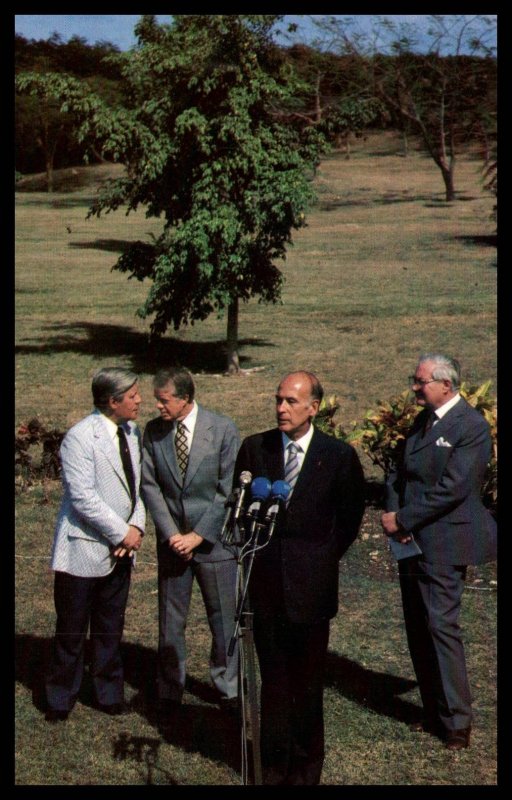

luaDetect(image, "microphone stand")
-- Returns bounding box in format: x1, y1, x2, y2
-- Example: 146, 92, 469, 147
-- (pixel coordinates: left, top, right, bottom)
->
230, 514, 266, 786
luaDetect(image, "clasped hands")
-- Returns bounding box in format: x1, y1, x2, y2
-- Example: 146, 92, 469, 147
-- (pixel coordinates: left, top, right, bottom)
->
112, 524, 143, 559
380, 511, 413, 544
169, 531, 204, 561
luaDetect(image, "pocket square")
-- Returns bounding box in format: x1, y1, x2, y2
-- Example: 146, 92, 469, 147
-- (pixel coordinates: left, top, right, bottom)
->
435, 437, 453, 447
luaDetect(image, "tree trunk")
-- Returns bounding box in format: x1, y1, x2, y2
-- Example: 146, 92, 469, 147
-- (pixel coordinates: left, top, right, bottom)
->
401, 128, 409, 157
439, 164, 455, 201
46, 157, 54, 193
226, 297, 240, 374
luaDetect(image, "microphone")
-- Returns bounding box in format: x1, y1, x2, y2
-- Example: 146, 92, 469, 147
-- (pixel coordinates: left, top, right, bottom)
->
220, 471, 252, 544
220, 490, 239, 544
244, 477, 272, 540
264, 480, 291, 540
232, 470, 253, 527
246, 477, 272, 515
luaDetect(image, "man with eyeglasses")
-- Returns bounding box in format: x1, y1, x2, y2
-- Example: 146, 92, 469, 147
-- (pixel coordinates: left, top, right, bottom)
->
381, 353, 496, 751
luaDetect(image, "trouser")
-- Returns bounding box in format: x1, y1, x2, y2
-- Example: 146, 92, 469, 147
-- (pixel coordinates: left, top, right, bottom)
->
45, 559, 131, 711
398, 556, 472, 731
157, 557, 239, 702
253, 611, 330, 786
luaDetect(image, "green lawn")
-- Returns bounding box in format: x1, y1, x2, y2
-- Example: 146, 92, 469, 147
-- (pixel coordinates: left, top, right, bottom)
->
15, 132, 497, 785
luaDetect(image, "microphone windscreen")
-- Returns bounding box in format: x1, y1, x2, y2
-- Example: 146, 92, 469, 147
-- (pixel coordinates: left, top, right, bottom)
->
270, 480, 291, 502
239, 470, 252, 486
250, 476, 272, 501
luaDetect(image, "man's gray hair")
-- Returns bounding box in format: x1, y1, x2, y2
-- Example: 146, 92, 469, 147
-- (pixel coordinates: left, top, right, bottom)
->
418, 353, 461, 390
92, 366, 138, 410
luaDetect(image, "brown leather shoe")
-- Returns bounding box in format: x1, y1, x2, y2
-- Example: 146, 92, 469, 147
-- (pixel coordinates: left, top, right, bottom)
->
445, 727, 471, 750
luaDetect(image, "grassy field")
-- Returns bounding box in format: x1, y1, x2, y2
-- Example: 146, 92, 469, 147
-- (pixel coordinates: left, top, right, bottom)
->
14, 131, 497, 785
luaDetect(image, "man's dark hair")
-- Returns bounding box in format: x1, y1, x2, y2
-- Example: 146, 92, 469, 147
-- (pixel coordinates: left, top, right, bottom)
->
153, 367, 195, 402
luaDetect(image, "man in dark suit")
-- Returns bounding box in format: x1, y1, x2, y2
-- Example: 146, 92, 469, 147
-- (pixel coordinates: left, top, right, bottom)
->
381, 353, 497, 751
45, 366, 145, 722
234, 370, 365, 785
141, 367, 240, 723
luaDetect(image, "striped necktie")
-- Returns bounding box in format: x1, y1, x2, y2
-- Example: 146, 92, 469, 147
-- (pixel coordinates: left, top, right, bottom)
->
175, 421, 189, 477
284, 442, 301, 503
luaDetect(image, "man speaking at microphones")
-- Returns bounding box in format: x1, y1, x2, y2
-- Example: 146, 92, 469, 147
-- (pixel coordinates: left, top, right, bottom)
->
234, 371, 365, 785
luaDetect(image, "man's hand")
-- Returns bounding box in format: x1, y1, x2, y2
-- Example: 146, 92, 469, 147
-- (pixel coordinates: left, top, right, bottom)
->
113, 525, 143, 557
380, 511, 412, 543
169, 531, 204, 560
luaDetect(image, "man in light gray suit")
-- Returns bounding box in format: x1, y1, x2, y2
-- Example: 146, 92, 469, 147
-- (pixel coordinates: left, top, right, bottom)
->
381, 354, 497, 751
141, 367, 240, 724
45, 367, 145, 722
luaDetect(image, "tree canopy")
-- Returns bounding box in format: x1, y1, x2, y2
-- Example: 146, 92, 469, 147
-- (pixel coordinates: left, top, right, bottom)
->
17, 15, 328, 371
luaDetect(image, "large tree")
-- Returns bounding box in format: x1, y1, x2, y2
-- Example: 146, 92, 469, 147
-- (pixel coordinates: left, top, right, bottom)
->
17, 15, 326, 373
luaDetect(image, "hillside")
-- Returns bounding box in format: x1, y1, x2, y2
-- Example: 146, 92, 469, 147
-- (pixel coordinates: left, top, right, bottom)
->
15, 162, 126, 194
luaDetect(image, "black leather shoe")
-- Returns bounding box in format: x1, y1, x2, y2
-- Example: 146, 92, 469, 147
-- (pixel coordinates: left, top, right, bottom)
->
96, 702, 130, 716
445, 727, 471, 750
45, 709, 69, 723
409, 719, 444, 737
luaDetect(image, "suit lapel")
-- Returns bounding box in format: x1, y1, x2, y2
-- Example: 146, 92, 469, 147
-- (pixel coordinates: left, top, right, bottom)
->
92, 413, 128, 490
157, 423, 183, 487
262, 429, 286, 483
184, 407, 212, 488
408, 400, 466, 453
288, 428, 325, 504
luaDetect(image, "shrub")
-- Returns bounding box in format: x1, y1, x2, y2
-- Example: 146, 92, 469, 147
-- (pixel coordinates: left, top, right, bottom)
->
315, 383, 497, 517
15, 418, 65, 492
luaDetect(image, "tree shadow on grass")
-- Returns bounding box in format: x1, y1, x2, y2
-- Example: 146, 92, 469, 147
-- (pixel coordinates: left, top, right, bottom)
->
455, 233, 497, 249
15, 634, 241, 776
15, 321, 275, 374
325, 650, 421, 726
319, 192, 446, 212
69, 238, 134, 254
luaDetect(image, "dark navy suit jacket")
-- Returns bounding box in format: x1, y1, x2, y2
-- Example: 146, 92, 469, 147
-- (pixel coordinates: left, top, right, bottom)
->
386, 397, 497, 565
234, 427, 365, 624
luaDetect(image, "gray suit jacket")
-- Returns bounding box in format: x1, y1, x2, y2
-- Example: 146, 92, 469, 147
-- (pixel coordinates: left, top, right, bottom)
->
142, 405, 240, 563
51, 410, 146, 577
386, 397, 497, 565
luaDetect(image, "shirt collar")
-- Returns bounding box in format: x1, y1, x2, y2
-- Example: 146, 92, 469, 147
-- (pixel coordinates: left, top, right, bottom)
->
176, 400, 198, 431
99, 412, 121, 440
433, 392, 461, 420
281, 423, 315, 454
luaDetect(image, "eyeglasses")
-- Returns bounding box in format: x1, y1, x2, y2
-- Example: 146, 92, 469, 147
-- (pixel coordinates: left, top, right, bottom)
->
408, 376, 441, 387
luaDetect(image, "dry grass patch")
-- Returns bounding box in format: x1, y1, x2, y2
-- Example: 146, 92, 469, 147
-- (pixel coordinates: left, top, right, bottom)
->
15, 131, 496, 784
